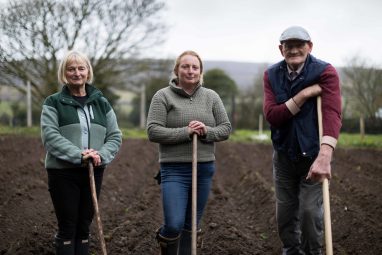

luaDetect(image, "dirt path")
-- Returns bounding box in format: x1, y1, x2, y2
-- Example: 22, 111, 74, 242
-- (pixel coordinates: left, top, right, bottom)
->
0, 136, 381, 254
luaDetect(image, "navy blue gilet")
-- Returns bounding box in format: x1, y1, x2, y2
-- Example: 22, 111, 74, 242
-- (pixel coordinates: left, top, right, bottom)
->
267, 54, 328, 161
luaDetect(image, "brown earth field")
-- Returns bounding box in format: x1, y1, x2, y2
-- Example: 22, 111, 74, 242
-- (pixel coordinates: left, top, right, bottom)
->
0, 135, 381, 255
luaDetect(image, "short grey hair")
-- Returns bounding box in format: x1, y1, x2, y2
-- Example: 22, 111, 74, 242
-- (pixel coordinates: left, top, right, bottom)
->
57, 50, 94, 85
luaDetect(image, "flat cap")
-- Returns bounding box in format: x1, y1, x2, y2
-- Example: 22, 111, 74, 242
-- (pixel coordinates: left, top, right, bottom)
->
279, 26, 311, 42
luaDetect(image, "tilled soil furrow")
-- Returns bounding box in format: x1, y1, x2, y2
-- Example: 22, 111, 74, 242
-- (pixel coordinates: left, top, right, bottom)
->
1, 137, 381, 254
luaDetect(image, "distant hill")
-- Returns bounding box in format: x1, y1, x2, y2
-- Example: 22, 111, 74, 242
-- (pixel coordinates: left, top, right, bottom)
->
204, 60, 270, 89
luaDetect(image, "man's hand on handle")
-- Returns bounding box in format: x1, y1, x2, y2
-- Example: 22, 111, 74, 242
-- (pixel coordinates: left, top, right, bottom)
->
307, 144, 333, 182
293, 84, 322, 108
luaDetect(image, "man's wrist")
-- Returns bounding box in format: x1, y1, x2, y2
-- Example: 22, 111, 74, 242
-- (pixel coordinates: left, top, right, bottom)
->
319, 144, 334, 160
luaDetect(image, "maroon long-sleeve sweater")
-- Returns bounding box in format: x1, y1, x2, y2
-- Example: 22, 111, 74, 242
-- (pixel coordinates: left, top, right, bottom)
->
263, 64, 342, 148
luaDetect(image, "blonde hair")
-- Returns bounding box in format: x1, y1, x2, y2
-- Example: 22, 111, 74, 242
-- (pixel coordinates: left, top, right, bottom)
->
57, 50, 94, 85
171, 50, 204, 85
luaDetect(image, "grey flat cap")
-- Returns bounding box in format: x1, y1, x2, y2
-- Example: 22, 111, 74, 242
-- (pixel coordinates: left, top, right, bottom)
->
279, 26, 311, 42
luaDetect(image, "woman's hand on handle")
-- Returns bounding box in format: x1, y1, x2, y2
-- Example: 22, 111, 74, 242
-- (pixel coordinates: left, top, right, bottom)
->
82, 149, 102, 167
188, 120, 207, 136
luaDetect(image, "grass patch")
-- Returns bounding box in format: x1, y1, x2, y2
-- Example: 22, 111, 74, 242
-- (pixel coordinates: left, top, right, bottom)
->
121, 128, 147, 139
0, 125, 40, 137
1, 125, 381, 149
230, 129, 272, 144
338, 133, 382, 149
0, 125, 147, 139
231, 129, 382, 149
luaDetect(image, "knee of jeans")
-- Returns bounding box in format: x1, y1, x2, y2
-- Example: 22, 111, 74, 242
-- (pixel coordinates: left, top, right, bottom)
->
57, 228, 76, 240
301, 205, 321, 220
76, 230, 90, 240
163, 222, 183, 237
76, 222, 92, 239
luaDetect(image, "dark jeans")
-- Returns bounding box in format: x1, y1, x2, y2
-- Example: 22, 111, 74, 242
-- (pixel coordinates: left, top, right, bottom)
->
273, 151, 323, 255
47, 167, 104, 240
159, 161, 215, 238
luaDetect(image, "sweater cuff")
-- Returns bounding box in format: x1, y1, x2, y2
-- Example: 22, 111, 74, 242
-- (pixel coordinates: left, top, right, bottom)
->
285, 98, 300, 115
185, 127, 193, 141
321, 136, 337, 149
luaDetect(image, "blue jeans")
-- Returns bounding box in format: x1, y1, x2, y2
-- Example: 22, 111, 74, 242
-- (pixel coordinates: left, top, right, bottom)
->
273, 151, 323, 255
159, 161, 215, 238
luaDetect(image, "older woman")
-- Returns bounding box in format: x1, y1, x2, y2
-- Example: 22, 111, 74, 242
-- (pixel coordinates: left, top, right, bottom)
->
41, 50, 121, 255
147, 50, 232, 255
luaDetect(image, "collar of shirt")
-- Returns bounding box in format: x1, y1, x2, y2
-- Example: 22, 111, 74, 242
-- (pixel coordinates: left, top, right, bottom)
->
287, 63, 305, 76
287, 63, 305, 81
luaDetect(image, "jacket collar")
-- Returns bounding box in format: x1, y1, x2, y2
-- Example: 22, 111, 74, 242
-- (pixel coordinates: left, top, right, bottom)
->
60, 84, 103, 105
169, 78, 202, 97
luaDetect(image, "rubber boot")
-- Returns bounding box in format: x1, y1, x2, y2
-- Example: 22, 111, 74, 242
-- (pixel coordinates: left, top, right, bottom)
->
156, 229, 180, 255
75, 238, 89, 255
179, 229, 203, 255
179, 229, 191, 255
55, 236, 75, 255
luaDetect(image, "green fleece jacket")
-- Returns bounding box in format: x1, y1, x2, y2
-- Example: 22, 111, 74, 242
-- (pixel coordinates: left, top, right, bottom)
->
147, 80, 231, 163
41, 84, 122, 169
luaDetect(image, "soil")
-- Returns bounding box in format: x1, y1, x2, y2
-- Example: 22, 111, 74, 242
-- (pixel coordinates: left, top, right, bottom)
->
0, 135, 381, 255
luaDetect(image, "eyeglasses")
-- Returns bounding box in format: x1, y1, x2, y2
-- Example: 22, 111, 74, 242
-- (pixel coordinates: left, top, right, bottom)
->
282, 41, 308, 50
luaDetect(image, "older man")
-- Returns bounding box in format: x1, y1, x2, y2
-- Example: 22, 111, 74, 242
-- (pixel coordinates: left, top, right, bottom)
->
263, 26, 342, 254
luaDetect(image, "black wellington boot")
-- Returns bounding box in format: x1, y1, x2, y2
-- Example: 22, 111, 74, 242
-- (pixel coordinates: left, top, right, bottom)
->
55, 236, 75, 255
156, 230, 180, 255
179, 229, 203, 255
179, 229, 191, 255
75, 238, 89, 255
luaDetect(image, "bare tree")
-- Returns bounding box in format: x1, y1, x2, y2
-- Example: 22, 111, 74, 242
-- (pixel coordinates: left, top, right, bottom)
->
0, 0, 166, 105
342, 56, 382, 120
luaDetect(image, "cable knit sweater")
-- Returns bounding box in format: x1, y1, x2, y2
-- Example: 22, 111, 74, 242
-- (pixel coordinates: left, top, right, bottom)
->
147, 80, 231, 163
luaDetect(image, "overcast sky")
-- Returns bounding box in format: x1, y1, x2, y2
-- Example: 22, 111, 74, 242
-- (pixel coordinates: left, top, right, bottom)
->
147, 0, 382, 68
